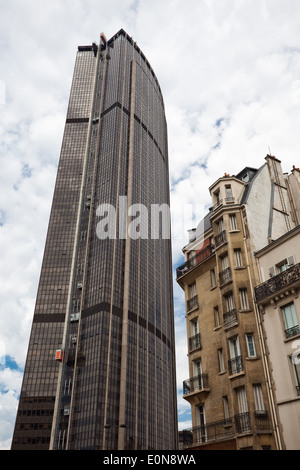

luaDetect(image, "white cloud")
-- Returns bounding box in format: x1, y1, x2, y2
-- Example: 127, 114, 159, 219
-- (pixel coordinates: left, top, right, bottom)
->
0, 370, 23, 448
1, 0, 300, 449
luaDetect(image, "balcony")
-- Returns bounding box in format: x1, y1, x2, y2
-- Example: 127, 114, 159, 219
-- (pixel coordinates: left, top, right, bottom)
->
215, 230, 227, 248
182, 418, 234, 447
212, 199, 223, 212
183, 374, 209, 397
186, 295, 199, 313
228, 355, 244, 376
188, 333, 201, 352
254, 262, 300, 303
223, 309, 238, 329
176, 245, 215, 279
182, 411, 272, 448
234, 412, 251, 434
212, 197, 236, 213
285, 324, 300, 339
219, 267, 232, 286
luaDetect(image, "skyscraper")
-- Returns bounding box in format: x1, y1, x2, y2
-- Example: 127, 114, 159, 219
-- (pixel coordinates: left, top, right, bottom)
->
11, 29, 178, 450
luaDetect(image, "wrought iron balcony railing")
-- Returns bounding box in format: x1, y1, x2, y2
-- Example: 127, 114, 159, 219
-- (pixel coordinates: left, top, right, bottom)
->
234, 411, 251, 434
176, 245, 215, 279
228, 355, 244, 375
223, 308, 238, 329
212, 199, 223, 212
285, 324, 300, 339
254, 262, 300, 302
182, 418, 234, 447
219, 266, 232, 286
212, 197, 235, 213
183, 373, 209, 396
215, 230, 227, 247
188, 333, 201, 352
182, 411, 271, 448
186, 295, 198, 313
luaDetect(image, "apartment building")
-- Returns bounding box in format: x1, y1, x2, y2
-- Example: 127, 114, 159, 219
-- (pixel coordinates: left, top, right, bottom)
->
177, 155, 300, 450
255, 225, 300, 449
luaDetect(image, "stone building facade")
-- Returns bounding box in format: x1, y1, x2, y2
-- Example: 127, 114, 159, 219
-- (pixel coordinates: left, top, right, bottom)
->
177, 155, 300, 450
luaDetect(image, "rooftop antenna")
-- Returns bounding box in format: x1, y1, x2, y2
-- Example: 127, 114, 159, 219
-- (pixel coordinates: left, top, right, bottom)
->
268, 146, 272, 156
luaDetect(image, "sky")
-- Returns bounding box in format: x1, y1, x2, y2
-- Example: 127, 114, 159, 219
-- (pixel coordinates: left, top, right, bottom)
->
1, 0, 300, 450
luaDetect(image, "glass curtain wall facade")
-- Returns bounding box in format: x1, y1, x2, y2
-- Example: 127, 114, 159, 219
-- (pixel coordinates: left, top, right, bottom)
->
11, 29, 177, 450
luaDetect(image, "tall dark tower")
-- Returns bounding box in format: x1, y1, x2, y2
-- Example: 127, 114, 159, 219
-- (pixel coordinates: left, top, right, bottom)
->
11, 30, 178, 450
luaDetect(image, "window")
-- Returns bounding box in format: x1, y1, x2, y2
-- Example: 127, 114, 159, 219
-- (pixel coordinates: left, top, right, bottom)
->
216, 218, 224, 233
228, 336, 243, 374
241, 172, 249, 183
189, 250, 196, 266
281, 302, 300, 339
223, 396, 230, 421
187, 282, 198, 312
219, 255, 231, 285
189, 319, 200, 351
223, 293, 237, 328
189, 282, 196, 299
214, 189, 221, 206
193, 359, 202, 377
253, 384, 266, 414
225, 185, 233, 202
190, 319, 198, 336
239, 288, 249, 310
214, 306, 220, 327
236, 387, 249, 413
210, 268, 216, 288
277, 260, 289, 273
220, 254, 229, 270
246, 333, 256, 357
192, 360, 204, 388
234, 248, 243, 267
269, 255, 295, 277
290, 353, 300, 396
225, 292, 235, 312
229, 214, 238, 231
235, 387, 250, 435
229, 336, 240, 359
218, 348, 225, 372
195, 404, 206, 443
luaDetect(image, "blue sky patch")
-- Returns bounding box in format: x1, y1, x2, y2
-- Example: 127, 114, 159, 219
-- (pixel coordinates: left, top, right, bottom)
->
0, 355, 22, 372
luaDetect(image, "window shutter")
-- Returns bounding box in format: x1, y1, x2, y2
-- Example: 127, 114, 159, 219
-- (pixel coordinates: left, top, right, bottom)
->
269, 266, 276, 277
